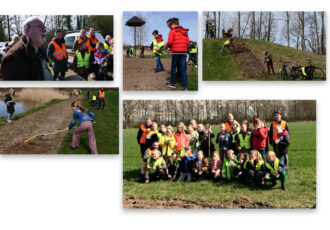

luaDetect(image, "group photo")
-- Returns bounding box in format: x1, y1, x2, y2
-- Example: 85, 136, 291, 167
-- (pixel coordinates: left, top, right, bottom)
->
123, 100, 316, 209
123, 12, 198, 91
0, 15, 113, 81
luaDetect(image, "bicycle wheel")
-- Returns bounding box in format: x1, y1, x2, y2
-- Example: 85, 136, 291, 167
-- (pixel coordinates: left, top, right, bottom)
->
313, 67, 324, 80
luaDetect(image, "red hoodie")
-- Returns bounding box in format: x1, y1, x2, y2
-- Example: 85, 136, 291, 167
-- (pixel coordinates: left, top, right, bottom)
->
167, 25, 190, 53
251, 127, 268, 150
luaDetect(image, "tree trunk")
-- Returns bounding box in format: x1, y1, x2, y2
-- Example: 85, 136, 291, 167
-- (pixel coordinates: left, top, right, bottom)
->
6, 15, 11, 40
237, 12, 241, 38
217, 12, 221, 38
258, 12, 262, 40
286, 12, 290, 47
299, 12, 306, 51
250, 11, 255, 39
320, 12, 325, 55
213, 12, 217, 38
313, 12, 320, 54
267, 12, 272, 42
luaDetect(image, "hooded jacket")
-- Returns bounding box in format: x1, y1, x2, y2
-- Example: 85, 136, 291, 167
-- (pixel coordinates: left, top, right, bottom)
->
167, 25, 190, 53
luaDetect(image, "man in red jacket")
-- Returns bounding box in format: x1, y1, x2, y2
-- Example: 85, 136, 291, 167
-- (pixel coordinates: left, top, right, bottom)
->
165, 18, 190, 90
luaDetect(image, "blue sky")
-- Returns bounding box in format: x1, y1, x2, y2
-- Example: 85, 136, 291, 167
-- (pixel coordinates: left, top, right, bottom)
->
123, 11, 198, 46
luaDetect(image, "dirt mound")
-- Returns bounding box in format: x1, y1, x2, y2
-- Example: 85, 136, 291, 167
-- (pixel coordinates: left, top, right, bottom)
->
231, 38, 267, 78
0, 96, 83, 154
123, 57, 172, 91
123, 196, 275, 209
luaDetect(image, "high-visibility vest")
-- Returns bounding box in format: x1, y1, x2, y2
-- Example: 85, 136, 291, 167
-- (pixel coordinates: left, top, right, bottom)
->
170, 158, 180, 167
76, 51, 90, 69
86, 35, 98, 51
147, 157, 163, 174
7, 95, 14, 103
190, 46, 197, 54
92, 96, 97, 101
139, 124, 148, 144
225, 122, 231, 131
152, 38, 165, 56
51, 41, 67, 61
224, 40, 231, 46
77, 37, 85, 43
301, 67, 307, 76
255, 160, 264, 171
231, 132, 238, 143
265, 158, 280, 175
142, 149, 153, 168
272, 121, 287, 140
243, 160, 248, 169
148, 130, 158, 137
104, 42, 112, 53
99, 90, 105, 98
222, 157, 238, 180
238, 133, 251, 149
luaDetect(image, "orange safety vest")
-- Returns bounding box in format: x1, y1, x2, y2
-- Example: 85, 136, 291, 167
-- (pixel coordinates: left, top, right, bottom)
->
86, 35, 98, 51
272, 120, 287, 140
99, 90, 105, 98
51, 41, 67, 61
225, 122, 231, 131
140, 124, 148, 144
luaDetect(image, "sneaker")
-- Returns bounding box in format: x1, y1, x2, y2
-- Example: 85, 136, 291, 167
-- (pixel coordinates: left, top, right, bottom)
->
194, 65, 198, 68
69, 145, 78, 151
160, 69, 165, 71
166, 83, 176, 88
184, 88, 188, 91
7, 120, 12, 123
155, 70, 159, 73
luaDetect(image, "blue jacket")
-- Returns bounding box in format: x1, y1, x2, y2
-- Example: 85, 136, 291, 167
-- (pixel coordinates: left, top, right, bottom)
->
216, 132, 231, 149
68, 108, 95, 129
179, 153, 196, 174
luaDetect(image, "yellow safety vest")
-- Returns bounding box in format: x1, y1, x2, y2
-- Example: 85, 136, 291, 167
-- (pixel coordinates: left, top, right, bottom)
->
231, 132, 238, 143
190, 46, 197, 54
92, 96, 97, 101
255, 160, 264, 171
301, 67, 307, 76
104, 42, 112, 53
147, 157, 163, 174
76, 51, 90, 69
152, 38, 165, 56
265, 158, 281, 175
238, 133, 251, 149
224, 40, 231, 46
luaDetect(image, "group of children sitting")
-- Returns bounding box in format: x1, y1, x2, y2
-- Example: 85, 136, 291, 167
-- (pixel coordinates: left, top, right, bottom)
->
139, 116, 290, 191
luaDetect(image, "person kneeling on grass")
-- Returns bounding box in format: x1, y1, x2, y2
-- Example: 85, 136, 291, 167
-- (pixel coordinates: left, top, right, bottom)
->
221, 149, 238, 181
193, 150, 209, 180
209, 151, 222, 180
246, 150, 265, 187
66, 101, 98, 155
236, 152, 249, 182
141, 142, 160, 175
145, 149, 166, 184
264, 151, 288, 191
166, 152, 180, 181
178, 146, 196, 182
219, 38, 234, 55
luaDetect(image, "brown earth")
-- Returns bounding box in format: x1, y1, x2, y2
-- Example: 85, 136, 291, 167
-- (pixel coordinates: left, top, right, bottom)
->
231, 38, 267, 78
123, 196, 275, 209
123, 57, 173, 91
0, 96, 82, 154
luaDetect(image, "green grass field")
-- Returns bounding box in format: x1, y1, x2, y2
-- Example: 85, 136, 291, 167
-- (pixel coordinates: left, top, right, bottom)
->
203, 38, 326, 81
0, 99, 65, 128
123, 121, 316, 208
58, 90, 119, 154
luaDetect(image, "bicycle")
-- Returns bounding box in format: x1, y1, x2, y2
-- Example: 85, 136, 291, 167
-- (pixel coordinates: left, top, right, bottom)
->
290, 60, 324, 80
279, 60, 292, 80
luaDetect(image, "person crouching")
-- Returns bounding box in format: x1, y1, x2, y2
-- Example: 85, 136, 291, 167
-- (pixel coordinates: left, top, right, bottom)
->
145, 149, 166, 184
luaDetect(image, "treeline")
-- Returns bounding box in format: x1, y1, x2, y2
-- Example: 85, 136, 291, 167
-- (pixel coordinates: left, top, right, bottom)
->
204, 11, 326, 54
0, 15, 113, 41
123, 100, 316, 128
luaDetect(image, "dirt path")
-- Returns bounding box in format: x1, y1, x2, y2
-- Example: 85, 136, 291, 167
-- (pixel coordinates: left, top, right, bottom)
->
0, 96, 83, 154
231, 38, 267, 78
123, 196, 275, 209
123, 57, 173, 91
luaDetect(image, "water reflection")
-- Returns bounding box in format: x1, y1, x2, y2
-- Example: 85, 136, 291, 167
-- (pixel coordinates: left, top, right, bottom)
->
0, 101, 35, 117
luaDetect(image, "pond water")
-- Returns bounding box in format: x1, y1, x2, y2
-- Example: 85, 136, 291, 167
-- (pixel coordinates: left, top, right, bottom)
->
0, 101, 27, 117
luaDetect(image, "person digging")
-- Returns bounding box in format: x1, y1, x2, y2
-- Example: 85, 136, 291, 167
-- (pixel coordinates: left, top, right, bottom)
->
263, 51, 275, 75
219, 38, 234, 55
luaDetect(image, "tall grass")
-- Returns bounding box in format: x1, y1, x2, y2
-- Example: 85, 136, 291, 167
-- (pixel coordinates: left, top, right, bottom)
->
14, 88, 68, 103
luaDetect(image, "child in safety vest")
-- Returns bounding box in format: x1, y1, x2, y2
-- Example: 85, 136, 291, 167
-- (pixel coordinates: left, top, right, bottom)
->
216, 123, 231, 161
73, 43, 91, 80
4, 88, 15, 122
91, 95, 97, 107
150, 30, 165, 72
236, 152, 249, 182
221, 149, 238, 181
264, 151, 288, 191
159, 126, 176, 166
209, 151, 222, 180
94, 42, 109, 80
230, 121, 240, 155
274, 125, 290, 165
142, 142, 160, 175
246, 150, 265, 186
236, 123, 252, 153
178, 146, 196, 182
146, 122, 160, 150
219, 38, 234, 55
193, 150, 209, 180
188, 41, 198, 67
166, 152, 180, 180
145, 149, 166, 184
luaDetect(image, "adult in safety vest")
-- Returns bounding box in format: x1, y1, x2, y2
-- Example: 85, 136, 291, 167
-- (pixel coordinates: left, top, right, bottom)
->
225, 113, 235, 132
73, 29, 88, 52
188, 41, 198, 67
150, 30, 165, 72
137, 117, 153, 158
73, 43, 91, 80
98, 88, 106, 111
104, 35, 113, 54
47, 30, 68, 80
269, 111, 289, 150
86, 28, 98, 53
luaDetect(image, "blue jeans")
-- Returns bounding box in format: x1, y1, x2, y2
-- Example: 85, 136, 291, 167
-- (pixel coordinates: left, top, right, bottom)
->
7, 112, 13, 121
189, 53, 197, 65
156, 54, 164, 71
171, 54, 188, 88
260, 148, 266, 161
98, 98, 105, 110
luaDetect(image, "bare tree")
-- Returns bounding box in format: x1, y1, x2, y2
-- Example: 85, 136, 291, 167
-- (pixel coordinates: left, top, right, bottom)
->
217, 12, 221, 38
320, 11, 325, 55
299, 12, 306, 51
313, 12, 320, 54
257, 12, 263, 40
285, 12, 290, 47
237, 11, 241, 38
266, 12, 272, 42
250, 11, 255, 39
